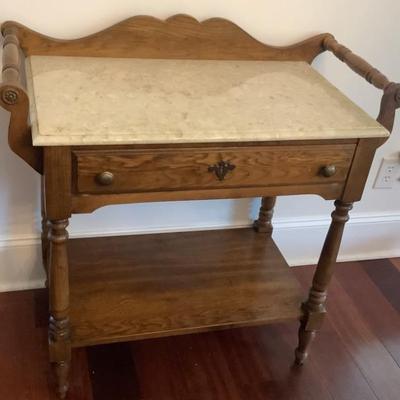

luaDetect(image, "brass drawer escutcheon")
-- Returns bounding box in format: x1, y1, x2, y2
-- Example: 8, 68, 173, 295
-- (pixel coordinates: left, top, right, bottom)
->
208, 161, 236, 181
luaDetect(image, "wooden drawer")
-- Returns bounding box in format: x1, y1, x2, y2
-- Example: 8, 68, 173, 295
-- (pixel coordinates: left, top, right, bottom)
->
73, 144, 355, 194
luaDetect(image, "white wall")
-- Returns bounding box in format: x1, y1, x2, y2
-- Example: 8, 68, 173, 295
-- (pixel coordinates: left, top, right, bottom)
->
1, 1, 400, 291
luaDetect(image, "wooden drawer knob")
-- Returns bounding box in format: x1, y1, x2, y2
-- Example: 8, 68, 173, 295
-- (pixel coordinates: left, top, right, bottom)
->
95, 171, 114, 186
320, 165, 336, 177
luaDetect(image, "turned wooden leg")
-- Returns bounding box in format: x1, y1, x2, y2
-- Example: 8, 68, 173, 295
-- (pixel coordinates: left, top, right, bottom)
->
253, 196, 276, 234
295, 200, 353, 365
48, 219, 71, 399
41, 178, 50, 287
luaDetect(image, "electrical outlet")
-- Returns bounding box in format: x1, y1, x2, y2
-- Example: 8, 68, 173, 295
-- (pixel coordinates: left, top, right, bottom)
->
374, 158, 400, 189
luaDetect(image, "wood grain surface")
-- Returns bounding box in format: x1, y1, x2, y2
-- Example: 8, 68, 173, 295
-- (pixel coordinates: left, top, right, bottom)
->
1, 13, 398, 400
68, 228, 303, 347
73, 144, 355, 195
2, 15, 328, 63
2, 258, 400, 400
71, 182, 347, 213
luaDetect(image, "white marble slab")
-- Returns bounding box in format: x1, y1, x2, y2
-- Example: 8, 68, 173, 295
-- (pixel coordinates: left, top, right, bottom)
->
25, 56, 388, 146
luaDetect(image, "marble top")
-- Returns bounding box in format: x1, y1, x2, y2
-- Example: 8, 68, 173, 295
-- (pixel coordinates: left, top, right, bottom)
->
25, 56, 388, 146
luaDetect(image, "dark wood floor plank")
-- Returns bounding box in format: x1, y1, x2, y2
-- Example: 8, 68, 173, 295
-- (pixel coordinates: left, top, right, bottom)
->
363, 259, 400, 314
132, 337, 192, 400
390, 258, 400, 272
87, 343, 139, 400
131, 326, 334, 400
282, 320, 378, 400
3, 260, 400, 399
0, 291, 52, 400
334, 261, 400, 367
68, 348, 94, 400
218, 327, 295, 400
292, 267, 379, 400
0, 289, 93, 400
172, 333, 243, 400
299, 268, 400, 400
132, 331, 268, 400
251, 324, 334, 400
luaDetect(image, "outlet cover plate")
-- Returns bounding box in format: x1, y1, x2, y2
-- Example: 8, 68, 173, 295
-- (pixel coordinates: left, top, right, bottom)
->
374, 158, 400, 189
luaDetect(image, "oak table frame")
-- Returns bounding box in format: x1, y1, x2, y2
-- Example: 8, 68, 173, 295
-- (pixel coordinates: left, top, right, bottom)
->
1, 14, 399, 399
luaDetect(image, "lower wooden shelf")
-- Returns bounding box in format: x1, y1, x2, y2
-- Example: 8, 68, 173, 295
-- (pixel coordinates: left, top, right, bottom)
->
68, 228, 303, 347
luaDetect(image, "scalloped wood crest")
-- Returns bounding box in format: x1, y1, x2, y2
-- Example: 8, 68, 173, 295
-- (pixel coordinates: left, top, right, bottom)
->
1, 14, 330, 63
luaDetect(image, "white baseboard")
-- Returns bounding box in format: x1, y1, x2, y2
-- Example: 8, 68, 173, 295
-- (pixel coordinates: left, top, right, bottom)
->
1, 212, 400, 292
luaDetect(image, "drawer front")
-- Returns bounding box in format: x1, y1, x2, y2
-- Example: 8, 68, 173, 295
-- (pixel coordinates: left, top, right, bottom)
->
73, 144, 355, 194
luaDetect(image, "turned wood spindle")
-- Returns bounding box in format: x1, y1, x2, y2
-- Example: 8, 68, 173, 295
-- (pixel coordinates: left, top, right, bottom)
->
48, 219, 71, 399
295, 200, 353, 365
0, 26, 43, 173
41, 177, 50, 286
323, 36, 390, 90
324, 36, 400, 133
253, 197, 276, 234
2, 27, 21, 86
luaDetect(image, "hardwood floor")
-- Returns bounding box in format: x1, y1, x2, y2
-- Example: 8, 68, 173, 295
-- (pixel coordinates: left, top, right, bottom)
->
1, 258, 400, 400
